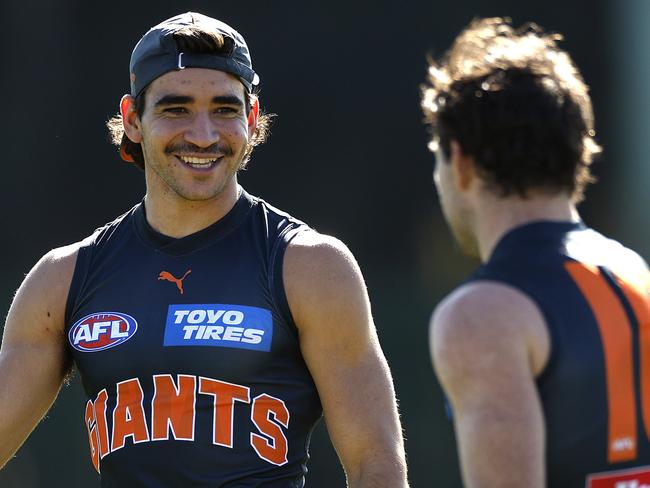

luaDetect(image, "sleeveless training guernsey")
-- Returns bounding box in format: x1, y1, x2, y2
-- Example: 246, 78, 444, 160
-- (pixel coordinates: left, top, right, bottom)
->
466, 221, 650, 487
65, 189, 322, 487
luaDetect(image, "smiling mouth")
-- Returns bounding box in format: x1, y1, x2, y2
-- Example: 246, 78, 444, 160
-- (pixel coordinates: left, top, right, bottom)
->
176, 155, 223, 170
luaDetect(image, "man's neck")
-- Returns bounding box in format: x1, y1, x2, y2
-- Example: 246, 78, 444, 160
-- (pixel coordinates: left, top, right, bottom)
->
143, 183, 240, 239
475, 191, 580, 263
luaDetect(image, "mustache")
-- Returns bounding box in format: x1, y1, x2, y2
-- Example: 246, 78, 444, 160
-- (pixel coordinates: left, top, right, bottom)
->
165, 143, 233, 156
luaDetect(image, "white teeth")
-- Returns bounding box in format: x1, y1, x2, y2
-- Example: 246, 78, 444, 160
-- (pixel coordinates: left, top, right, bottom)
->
178, 156, 218, 166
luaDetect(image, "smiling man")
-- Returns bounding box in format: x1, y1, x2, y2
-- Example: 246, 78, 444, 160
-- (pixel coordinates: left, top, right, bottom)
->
0, 12, 408, 487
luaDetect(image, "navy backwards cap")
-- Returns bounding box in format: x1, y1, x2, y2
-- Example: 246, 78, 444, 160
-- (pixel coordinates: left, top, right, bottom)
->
129, 12, 260, 97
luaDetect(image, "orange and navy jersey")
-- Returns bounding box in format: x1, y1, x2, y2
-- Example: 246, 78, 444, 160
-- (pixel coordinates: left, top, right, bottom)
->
467, 221, 650, 487
64, 190, 322, 487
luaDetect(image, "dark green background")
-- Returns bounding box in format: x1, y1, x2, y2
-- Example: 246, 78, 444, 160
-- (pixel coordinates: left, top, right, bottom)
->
1, 0, 645, 486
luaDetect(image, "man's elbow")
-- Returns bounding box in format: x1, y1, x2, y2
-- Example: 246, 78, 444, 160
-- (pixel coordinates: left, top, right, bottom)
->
346, 448, 409, 488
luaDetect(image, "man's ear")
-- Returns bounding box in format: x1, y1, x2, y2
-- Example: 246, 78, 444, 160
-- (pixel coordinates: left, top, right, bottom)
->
247, 97, 259, 137
121, 95, 143, 143
449, 140, 476, 191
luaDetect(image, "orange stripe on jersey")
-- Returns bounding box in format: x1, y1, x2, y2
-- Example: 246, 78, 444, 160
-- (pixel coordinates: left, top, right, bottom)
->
112, 378, 150, 451
198, 377, 250, 447
615, 272, 650, 444
152, 374, 196, 441
565, 262, 637, 463
250, 394, 290, 466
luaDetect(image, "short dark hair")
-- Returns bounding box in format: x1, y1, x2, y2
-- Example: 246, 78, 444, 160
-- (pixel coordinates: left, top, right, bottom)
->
421, 17, 601, 201
107, 26, 272, 170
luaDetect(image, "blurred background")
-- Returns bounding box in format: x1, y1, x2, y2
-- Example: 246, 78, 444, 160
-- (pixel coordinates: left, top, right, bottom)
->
1, 0, 648, 486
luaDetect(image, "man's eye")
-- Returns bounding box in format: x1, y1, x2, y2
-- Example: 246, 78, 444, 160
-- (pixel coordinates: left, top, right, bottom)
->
164, 107, 187, 114
216, 107, 239, 114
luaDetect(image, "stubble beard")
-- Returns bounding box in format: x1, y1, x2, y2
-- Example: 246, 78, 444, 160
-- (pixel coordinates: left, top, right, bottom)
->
142, 139, 250, 202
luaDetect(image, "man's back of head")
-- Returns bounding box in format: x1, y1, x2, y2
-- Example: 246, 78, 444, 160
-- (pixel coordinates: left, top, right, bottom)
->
421, 17, 601, 202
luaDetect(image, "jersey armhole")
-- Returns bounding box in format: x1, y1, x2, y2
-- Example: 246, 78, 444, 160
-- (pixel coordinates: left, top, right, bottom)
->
64, 240, 94, 330
506, 283, 558, 385
468, 276, 558, 384
533, 304, 557, 386
268, 224, 309, 341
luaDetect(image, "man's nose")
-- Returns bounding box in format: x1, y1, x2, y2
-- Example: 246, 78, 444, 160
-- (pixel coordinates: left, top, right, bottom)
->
184, 112, 220, 148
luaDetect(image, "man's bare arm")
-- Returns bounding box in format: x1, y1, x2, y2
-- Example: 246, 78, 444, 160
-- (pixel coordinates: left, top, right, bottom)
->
284, 232, 408, 488
430, 281, 550, 488
0, 244, 78, 467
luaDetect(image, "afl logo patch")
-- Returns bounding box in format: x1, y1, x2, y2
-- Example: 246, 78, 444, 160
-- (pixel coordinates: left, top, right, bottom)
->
69, 312, 138, 352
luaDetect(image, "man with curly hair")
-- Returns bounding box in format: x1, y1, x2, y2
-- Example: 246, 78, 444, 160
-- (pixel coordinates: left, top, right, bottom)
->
423, 17, 650, 487
0, 12, 408, 487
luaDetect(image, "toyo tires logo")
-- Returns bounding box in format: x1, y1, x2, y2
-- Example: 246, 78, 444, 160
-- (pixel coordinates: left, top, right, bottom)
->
163, 304, 273, 351
69, 312, 138, 352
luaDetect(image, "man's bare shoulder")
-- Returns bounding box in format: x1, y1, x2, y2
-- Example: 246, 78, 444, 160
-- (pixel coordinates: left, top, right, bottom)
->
432, 280, 543, 342
31, 242, 82, 293
6, 241, 83, 342
430, 280, 550, 385
43, 241, 82, 267
286, 230, 359, 271
285, 230, 364, 292
283, 230, 369, 330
